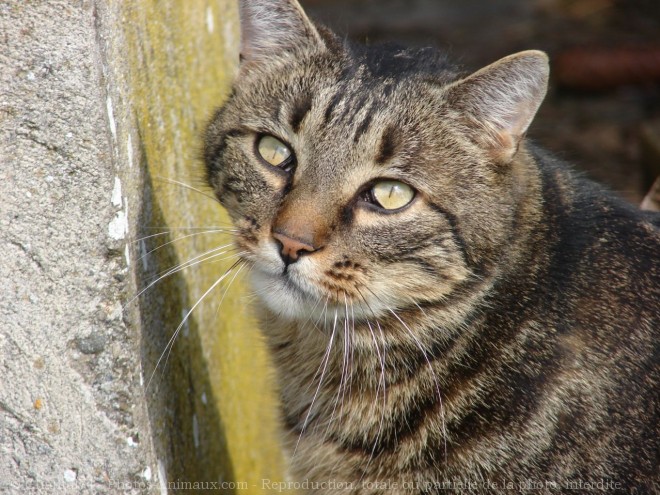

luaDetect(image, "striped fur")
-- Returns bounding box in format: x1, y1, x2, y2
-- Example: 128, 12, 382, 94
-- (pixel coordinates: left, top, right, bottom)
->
204, 1, 659, 492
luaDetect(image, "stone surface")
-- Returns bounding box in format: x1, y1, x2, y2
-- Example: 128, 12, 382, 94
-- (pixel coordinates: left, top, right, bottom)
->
0, 1, 154, 493
1, 1, 287, 493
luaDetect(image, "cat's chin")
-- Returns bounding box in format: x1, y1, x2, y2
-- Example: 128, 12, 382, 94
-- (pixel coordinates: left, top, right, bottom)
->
250, 268, 319, 321
249, 267, 384, 324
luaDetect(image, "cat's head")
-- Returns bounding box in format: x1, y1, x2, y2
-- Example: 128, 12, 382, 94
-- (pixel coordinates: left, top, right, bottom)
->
204, 0, 549, 322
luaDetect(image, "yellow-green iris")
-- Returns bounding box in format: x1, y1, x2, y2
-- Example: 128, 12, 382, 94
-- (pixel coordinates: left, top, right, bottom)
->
372, 180, 415, 210
257, 135, 291, 167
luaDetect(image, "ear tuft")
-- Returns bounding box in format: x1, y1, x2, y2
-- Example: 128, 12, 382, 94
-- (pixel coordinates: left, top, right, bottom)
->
239, 0, 325, 65
445, 50, 549, 161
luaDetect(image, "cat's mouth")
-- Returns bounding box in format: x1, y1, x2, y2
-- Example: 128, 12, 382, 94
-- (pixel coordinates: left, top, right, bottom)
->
240, 236, 392, 322
276, 269, 312, 299
249, 262, 398, 326
250, 264, 327, 320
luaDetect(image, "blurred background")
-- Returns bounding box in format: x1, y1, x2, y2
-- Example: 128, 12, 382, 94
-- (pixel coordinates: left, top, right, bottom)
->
300, 0, 660, 205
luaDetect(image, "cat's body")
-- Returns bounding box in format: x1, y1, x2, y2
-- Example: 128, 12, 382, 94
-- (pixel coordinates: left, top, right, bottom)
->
259, 152, 659, 493
204, 1, 659, 492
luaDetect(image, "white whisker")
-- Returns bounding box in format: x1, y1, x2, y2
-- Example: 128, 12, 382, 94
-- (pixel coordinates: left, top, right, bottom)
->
387, 306, 448, 463
126, 245, 240, 309
322, 306, 344, 442
212, 257, 249, 319
294, 305, 338, 458
154, 175, 219, 203
355, 287, 389, 476
137, 230, 237, 264
131, 227, 237, 244
146, 259, 245, 390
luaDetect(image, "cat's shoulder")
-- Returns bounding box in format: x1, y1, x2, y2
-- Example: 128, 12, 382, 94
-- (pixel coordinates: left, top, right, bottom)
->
531, 144, 658, 234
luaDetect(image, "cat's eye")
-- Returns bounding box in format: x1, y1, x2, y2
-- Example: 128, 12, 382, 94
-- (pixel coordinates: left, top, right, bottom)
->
369, 180, 415, 210
257, 135, 293, 169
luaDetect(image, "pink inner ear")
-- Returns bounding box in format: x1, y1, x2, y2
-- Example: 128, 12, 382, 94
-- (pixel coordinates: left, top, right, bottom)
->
489, 130, 519, 163
487, 99, 536, 161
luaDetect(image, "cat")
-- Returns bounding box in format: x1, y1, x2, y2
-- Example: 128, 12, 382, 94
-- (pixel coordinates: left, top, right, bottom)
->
203, 0, 659, 492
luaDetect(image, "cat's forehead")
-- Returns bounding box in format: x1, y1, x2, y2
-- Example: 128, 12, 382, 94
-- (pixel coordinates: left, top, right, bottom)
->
280, 69, 425, 177
228, 44, 464, 192
238, 42, 457, 122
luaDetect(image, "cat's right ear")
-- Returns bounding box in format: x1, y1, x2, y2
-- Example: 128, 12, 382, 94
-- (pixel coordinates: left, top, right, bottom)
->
239, 0, 325, 66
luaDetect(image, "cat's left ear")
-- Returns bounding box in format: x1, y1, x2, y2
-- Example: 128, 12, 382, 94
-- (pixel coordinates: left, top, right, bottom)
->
444, 50, 549, 162
239, 0, 326, 65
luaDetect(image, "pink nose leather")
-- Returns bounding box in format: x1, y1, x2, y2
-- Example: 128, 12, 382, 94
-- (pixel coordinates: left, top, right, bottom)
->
272, 231, 316, 263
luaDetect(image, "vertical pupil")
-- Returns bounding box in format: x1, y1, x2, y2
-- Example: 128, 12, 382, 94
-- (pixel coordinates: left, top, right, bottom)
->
370, 181, 413, 210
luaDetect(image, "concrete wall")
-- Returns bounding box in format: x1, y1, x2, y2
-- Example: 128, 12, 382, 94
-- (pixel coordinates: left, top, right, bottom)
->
1, 1, 286, 492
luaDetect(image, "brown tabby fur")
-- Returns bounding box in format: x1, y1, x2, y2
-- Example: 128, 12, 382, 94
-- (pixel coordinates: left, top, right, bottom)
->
203, 1, 659, 492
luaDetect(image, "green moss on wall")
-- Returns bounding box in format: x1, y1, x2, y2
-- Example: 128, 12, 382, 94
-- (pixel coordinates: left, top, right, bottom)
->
119, 1, 288, 489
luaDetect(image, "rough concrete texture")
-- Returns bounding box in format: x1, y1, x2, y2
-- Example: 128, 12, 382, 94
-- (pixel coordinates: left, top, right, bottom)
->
0, 1, 156, 493
1, 1, 287, 493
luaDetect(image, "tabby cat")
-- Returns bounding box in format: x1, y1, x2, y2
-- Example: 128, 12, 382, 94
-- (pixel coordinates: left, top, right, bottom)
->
203, 0, 659, 492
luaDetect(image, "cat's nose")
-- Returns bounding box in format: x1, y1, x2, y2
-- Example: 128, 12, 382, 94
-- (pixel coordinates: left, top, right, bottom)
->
272, 231, 316, 266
